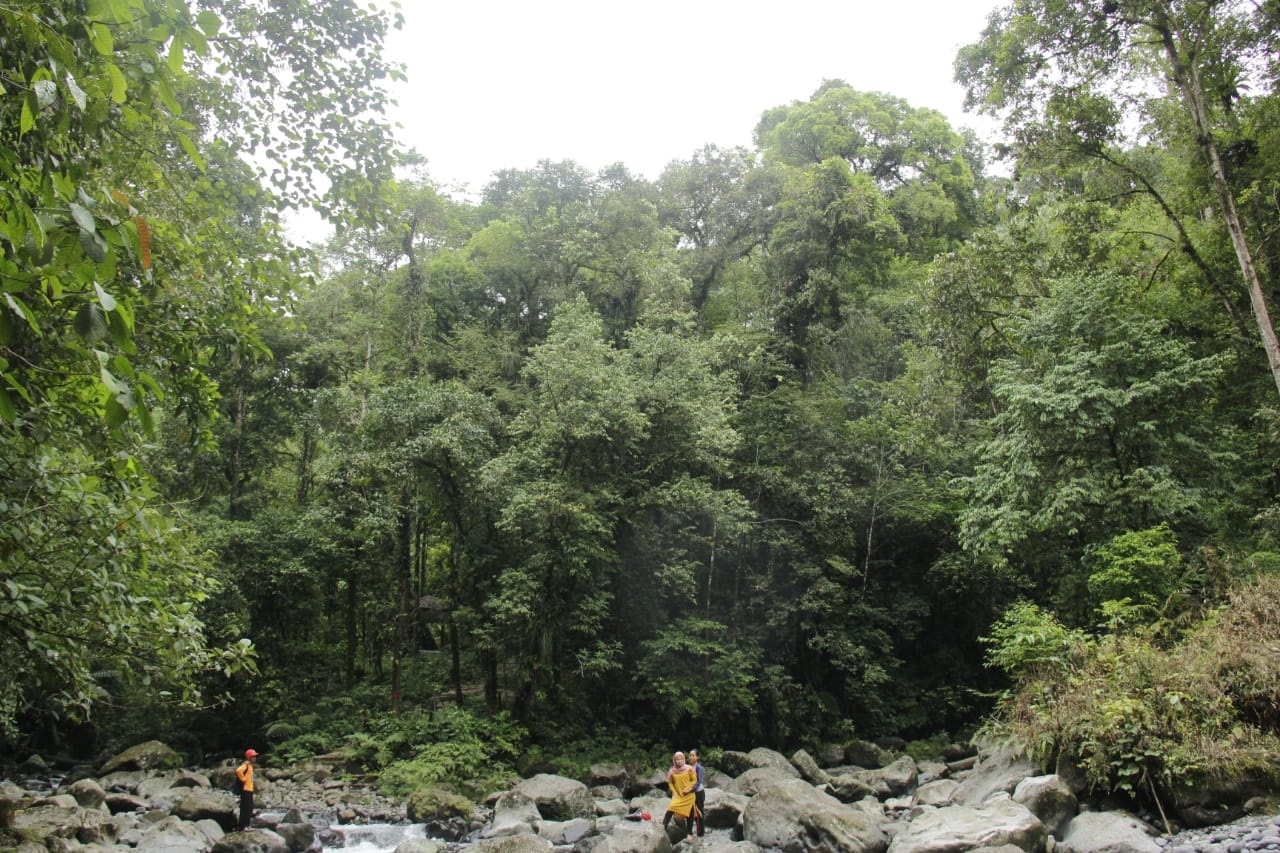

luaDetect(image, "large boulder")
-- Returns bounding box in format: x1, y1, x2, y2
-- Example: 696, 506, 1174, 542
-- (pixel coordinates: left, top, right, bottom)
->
885, 794, 1046, 853
741, 778, 888, 853
100, 741, 183, 775
66, 779, 108, 811
702, 788, 749, 829
13, 802, 118, 845
484, 789, 541, 839
1056, 811, 1161, 853
212, 828, 291, 853
469, 833, 555, 852
745, 748, 801, 777
913, 779, 959, 807
589, 818, 673, 853
172, 788, 238, 831
950, 742, 1039, 807
512, 774, 594, 821
1013, 774, 1077, 838
405, 785, 473, 822
845, 740, 896, 770
854, 756, 919, 799
791, 749, 833, 786
134, 815, 216, 851
590, 763, 631, 794
726, 765, 804, 798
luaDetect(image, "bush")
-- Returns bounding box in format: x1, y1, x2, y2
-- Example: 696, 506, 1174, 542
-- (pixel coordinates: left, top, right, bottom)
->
980, 575, 1280, 807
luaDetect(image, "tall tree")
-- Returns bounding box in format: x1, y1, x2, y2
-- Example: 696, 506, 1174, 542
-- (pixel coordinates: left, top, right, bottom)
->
956, 0, 1280, 393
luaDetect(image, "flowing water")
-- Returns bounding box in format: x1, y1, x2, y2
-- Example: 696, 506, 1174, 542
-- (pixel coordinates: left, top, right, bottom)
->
320, 822, 428, 853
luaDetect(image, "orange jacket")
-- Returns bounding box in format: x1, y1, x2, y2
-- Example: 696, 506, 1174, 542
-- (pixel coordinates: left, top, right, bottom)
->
235, 761, 254, 792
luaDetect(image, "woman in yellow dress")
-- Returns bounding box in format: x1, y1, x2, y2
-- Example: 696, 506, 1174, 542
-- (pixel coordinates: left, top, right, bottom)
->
662, 751, 701, 832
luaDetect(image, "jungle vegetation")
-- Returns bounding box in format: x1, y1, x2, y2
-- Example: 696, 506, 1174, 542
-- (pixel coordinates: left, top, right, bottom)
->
2, 0, 1279, 810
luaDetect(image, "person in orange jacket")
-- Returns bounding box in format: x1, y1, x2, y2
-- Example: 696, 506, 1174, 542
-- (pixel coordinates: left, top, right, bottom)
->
235, 749, 259, 831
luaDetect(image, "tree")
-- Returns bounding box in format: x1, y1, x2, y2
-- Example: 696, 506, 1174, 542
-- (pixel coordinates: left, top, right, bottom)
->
956, 0, 1280, 393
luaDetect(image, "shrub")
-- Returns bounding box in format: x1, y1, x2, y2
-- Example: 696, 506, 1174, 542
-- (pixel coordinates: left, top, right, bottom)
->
980, 575, 1280, 808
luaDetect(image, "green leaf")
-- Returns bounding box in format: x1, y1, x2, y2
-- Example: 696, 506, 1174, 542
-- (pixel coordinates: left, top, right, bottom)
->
106, 64, 126, 103
20, 96, 35, 137
176, 133, 206, 171
91, 22, 115, 56
93, 282, 118, 312
70, 203, 96, 234
74, 304, 109, 342
167, 34, 185, 74
0, 386, 13, 422
197, 10, 222, 36
64, 73, 87, 111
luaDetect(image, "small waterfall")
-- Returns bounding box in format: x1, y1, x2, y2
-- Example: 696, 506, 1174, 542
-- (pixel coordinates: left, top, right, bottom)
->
321, 822, 427, 852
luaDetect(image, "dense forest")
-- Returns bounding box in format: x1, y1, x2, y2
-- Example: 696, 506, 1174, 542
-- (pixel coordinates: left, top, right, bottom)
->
3, 0, 1280, 808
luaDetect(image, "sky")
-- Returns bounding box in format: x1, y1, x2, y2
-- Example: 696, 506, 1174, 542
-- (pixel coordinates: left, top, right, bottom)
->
379, 0, 1006, 194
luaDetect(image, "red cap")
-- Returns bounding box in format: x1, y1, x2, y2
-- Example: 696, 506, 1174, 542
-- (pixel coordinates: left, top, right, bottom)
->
641, 812, 651, 821
245, 749, 259, 758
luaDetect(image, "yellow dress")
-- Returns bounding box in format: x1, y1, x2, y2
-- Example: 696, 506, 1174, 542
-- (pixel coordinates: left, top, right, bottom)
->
667, 765, 699, 818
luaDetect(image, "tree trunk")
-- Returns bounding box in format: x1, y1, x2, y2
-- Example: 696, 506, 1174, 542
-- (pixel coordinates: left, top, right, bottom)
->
1154, 5, 1280, 396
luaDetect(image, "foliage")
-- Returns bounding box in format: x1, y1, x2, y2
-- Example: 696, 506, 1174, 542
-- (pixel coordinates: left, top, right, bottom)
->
983, 575, 1280, 803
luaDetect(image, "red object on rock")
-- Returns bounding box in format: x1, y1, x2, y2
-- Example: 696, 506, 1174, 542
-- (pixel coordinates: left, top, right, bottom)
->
641, 812, 651, 821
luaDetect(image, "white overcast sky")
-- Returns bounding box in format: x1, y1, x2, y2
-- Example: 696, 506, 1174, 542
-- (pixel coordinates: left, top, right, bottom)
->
379, 0, 1006, 194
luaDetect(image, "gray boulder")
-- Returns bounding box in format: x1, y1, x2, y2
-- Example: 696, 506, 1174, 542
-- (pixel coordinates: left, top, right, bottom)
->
950, 742, 1039, 807
469, 833, 555, 851
791, 749, 833, 786
68, 779, 108, 810
745, 747, 800, 777
211, 828, 290, 853
100, 741, 182, 775
392, 840, 447, 853
886, 794, 1046, 853
1056, 811, 1161, 853
742, 778, 888, 853
856, 756, 919, 799
913, 779, 959, 807
845, 740, 896, 770
534, 816, 593, 845
172, 789, 237, 831
1013, 774, 1077, 838
726, 765, 802, 798
485, 789, 541, 838
135, 815, 214, 851
589, 819, 672, 853
14, 802, 118, 845
702, 788, 749, 828
513, 773, 594, 821
590, 763, 630, 794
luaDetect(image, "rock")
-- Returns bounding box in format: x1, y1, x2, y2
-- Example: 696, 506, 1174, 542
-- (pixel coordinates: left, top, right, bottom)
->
702, 788, 749, 828
406, 785, 473, 822
469, 834, 555, 852
913, 779, 959, 807
513, 773, 594, 821
589, 818, 672, 852
100, 741, 183, 775
725, 765, 802, 797
134, 815, 214, 851
393, 840, 447, 853
743, 748, 800, 777
534, 816, 593, 845
886, 794, 1046, 853
592, 785, 624, 800
741, 778, 888, 853
13, 802, 118, 845
211, 828, 291, 853
273, 819, 315, 852
826, 773, 879, 802
1056, 810, 1161, 853
816, 743, 847, 767
1013, 774, 1077, 838
845, 740, 896, 769
791, 748, 833, 785
589, 763, 630, 793
67, 778, 108, 810
485, 789, 541, 838
951, 742, 1039, 807
856, 756, 919, 799
172, 788, 238, 831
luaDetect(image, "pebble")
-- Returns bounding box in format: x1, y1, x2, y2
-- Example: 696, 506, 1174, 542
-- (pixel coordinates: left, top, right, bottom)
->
1159, 814, 1280, 852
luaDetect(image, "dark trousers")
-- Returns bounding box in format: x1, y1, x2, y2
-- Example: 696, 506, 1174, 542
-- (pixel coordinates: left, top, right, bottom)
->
694, 790, 705, 836
238, 789, 254, 830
